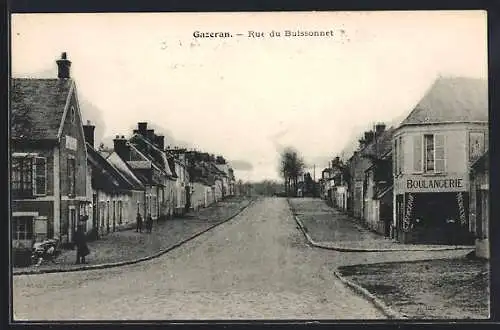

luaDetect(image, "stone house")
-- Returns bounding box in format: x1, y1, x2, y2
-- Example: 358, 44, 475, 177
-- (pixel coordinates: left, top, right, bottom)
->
362, 124, 394, 236
83, 121, 145, 236
392, 76, 488, 244
11, 53, 91, 248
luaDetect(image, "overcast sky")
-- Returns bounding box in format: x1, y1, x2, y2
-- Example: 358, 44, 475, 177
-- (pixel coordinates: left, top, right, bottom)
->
11, 11, 487, 182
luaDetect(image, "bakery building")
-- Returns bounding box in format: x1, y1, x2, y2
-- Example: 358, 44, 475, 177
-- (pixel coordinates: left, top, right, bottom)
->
392, 76, 488, 244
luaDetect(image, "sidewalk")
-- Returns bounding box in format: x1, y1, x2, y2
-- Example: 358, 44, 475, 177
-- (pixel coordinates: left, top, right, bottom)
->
337, 256, 490, 319
288, 198, 474, 252
13, 197, 252, 275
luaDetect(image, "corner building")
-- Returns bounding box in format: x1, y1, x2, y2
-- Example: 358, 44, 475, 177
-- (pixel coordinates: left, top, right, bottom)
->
392, 77, 488, 244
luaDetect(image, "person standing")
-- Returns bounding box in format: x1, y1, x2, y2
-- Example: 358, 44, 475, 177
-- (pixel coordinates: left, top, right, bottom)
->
136, 212, 143, 233
146, 214, 153, 233
74, 225, 90, 264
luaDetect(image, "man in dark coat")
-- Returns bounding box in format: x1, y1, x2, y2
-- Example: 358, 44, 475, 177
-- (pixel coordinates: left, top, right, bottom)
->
136, 212, 143, 233
146, 214, 153, 233
74, 225, 90, 264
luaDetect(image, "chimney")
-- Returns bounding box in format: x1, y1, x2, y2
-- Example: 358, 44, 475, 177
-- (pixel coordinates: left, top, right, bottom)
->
113, 135, 130, 161
375, 123, 386, 134
147, 129, 155, 142
155, 135, 165, 150
364, 131, 374, 143
137, 122, 148, 136
56, 52, 71, 79
83, 120, 95, 147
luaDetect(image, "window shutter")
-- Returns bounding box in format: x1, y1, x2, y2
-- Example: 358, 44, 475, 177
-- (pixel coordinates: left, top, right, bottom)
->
435, 134, 445, 173
413, 135, 422, 172
399, 137, 404, 174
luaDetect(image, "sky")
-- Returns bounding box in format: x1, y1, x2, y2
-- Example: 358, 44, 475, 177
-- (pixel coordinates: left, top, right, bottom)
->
11, 11, 487, 182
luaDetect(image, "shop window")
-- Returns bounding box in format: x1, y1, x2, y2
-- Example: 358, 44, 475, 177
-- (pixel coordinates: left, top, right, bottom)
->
12, 216, 33, 240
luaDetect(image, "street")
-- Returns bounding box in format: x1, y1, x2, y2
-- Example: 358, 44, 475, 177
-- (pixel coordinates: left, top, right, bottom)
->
13, 197, 385, 320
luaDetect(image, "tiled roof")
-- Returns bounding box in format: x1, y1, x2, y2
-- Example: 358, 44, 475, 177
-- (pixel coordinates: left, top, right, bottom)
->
363, 127, 396, 159
401, 77, 488, 126
130, 134, 174, 177
87, 143, 136, 192
104, 152, 145, 190
11, 78, 73, 140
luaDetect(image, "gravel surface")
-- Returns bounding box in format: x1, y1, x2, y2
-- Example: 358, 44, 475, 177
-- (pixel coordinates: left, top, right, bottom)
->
13, 197, 250, 274
338, 257, 490, 319
13, 197, 387, 320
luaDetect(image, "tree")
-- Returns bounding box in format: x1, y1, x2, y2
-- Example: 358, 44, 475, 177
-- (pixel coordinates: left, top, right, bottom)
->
279, 147, 305, 197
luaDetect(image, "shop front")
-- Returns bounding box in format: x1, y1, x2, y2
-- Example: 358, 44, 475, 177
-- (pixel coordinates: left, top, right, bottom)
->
394, 175, 474, 244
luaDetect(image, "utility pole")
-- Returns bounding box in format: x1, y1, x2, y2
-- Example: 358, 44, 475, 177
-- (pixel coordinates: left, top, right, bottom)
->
313, 164, 316, 182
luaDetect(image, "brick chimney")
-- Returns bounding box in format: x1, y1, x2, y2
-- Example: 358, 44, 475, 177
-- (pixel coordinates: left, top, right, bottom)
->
56, 52, 71, 79
154, 135, 165, 150
147, 129, 155, 142
83, 120, 95, 147
113, 135, 130, 161
137, 122, 148, 136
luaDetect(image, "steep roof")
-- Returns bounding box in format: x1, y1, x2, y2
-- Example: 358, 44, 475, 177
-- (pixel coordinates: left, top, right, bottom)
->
86, 143, 137, 192
104, 152, 145, 190
130, 134, 175, 177
11, 78, 73, 140
401, 77, 488, 126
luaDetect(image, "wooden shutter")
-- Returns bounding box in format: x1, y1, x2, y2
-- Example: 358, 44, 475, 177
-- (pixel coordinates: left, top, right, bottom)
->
413, 135, 422, 172
435, 134, 445, 173
33, 157, 47, 196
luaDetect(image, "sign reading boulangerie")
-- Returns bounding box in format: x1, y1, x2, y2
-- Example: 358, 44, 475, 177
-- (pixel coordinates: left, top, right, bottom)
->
397, 175, 469, 193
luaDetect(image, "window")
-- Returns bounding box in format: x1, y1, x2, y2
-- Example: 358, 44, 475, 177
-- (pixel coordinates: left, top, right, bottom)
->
12, 156, 33, 197
11, 155, 47, 197
469, 132, 485, 163
415, 134, 445, 173
68, 157, 76, 196
424, 134, 434, 172
70, 106, 76, 124
12, 216, 33, 240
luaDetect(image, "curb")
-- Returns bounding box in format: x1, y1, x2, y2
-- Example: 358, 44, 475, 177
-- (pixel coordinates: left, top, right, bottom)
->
333, 270, 407, 319
288, 200, 474, 253
13, 199, 254, 276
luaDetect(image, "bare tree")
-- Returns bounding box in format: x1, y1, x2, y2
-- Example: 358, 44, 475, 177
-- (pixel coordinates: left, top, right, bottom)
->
279, 147, 305, 197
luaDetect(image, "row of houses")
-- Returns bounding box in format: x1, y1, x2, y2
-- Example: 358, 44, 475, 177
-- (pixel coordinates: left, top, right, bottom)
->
320, 76, 489, 258
11, 53, 237, 249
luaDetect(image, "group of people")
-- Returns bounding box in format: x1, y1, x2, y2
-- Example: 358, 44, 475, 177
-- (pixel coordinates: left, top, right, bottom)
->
136, 213, 154, 233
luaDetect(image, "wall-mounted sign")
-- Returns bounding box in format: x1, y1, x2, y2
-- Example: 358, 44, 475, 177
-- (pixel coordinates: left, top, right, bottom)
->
65, 135, 77, 151
396, 175, 468, 193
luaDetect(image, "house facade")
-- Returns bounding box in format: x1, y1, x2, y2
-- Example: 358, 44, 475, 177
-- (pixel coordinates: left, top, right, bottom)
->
392, 77, 488, 244
469, 151, 489, 259
11, 53, 91, 248
362, 125, 394, 236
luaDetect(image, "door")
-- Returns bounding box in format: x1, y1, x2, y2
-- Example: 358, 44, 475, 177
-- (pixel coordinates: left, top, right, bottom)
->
68, 206, 76, 243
